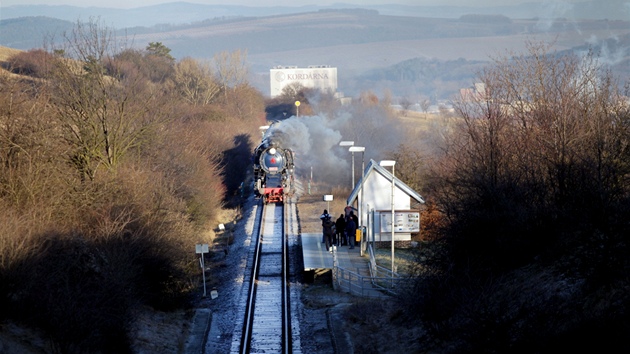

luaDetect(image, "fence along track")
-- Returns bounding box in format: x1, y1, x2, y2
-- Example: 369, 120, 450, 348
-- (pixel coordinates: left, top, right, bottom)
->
239, 202, 292, 353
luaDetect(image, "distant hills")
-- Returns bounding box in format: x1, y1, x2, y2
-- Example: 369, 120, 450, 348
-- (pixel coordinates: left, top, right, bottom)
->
2, 1, 629, 29
1, 2, 628, 99
2, 3, 528, 29
0, 16, 74, 50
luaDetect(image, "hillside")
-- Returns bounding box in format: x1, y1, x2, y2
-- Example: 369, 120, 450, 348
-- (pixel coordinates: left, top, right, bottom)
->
2, 7, 629, 98
0, 45, 21, 61
3, 1, 630, 28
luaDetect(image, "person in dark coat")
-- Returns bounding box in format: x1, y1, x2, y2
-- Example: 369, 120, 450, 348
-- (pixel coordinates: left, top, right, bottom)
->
350, 211, 358, 228
345, 214, 357, 249
320, 209, 331, 243
335, 214, 346, 246
322, 217, 335, 252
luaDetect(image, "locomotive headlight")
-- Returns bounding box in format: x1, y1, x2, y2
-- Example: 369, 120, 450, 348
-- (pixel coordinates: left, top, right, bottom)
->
269, 148, 277, 155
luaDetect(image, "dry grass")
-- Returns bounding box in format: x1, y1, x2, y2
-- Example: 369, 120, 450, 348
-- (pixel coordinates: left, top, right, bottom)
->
0, 46, 25, 79
395, 109, 446, 135
0, 46, 22, 62
295, 183, 352, 234
372, 247, 419, 274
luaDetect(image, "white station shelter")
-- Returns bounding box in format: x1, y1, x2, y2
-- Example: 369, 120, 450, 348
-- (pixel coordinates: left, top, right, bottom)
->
346, 159, 425, 246
300, 159, 425, 278
269, 65, 338, 98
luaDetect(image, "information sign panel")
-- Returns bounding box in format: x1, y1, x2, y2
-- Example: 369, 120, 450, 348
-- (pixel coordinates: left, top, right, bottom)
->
380, 211, 420, 233
195, 244, 209, 254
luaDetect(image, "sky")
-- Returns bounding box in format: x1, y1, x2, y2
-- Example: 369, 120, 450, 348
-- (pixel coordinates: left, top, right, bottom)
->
0, 0, 586, 9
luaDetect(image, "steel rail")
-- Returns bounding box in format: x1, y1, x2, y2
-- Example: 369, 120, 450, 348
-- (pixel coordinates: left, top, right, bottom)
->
239, 202, 292, 353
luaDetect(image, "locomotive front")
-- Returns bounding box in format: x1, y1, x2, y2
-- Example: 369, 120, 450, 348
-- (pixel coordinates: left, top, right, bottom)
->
253, 140, 294, 204
260, 146, 287, 175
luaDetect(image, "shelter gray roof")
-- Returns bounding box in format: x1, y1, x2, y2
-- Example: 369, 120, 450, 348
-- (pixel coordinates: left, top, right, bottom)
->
346, 159, 425, 206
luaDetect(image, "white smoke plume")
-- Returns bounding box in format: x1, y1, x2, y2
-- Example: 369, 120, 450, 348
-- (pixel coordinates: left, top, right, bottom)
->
265, 115, 349, 185
586, 34, 629, 66
535, 0, 575, 32
262, 90, 406, 188
536, 0, 580, 32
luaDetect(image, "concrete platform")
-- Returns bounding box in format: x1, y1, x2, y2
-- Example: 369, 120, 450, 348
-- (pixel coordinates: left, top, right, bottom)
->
301, 233, 369, 276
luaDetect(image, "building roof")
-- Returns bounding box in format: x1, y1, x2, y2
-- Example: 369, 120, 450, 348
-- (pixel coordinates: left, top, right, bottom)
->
346, 159, 425, 206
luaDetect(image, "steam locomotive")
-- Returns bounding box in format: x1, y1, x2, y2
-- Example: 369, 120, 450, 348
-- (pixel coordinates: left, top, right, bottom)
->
252, 136, 295, 204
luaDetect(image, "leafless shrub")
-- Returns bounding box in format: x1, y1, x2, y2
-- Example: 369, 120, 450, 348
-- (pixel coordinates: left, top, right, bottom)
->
172, 57, 221, 106
0, 17, 264, 351
412, 40, 630, 352
5, 49, 55, 78
399, 96, 412, 116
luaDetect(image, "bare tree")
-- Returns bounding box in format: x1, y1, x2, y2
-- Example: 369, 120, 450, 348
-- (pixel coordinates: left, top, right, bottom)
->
213, 49, 249, 102
390, 143, 426, 193
0, 71, 68, 210
420, 98, 431, 118
172, 57, 221, 106
279, 82, 305, 103
401, 96, 414, 115
48, 19, 172, 182
435, 40, 630, 272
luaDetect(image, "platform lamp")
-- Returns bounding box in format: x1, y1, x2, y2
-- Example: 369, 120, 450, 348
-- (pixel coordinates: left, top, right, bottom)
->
339, 141, 354, 189
379, 160, 396, 284
348, 146, 364, 189
349, 146, 365, 254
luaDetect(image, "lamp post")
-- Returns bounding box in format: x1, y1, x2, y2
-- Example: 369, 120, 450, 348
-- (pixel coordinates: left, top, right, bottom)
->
379, 160, 396, 283
348, 146, 364, 189
339, 141, 354, 189
349, 146, 365, 254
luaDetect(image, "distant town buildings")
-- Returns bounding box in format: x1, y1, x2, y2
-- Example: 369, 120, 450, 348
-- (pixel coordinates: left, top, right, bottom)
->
460, 82, 487, 102
269, 65, 338, 98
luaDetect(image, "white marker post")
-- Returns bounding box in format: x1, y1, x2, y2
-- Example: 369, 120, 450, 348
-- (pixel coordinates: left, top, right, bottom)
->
323, 194, 333, 213
195, 243, 209, 297
219, 223, 226, 250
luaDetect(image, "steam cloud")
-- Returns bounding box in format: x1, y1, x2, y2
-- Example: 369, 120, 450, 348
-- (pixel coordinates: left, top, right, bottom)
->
265, 115, 349, 185
535, 0, 575, 32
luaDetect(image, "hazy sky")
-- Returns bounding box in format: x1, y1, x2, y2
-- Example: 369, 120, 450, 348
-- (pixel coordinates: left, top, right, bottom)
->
0, 0, 585, 9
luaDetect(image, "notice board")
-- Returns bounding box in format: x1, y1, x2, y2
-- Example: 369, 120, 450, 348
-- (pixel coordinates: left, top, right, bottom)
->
379, 210, 420, 233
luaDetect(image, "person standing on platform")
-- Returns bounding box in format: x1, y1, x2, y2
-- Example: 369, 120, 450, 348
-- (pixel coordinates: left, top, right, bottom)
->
320, 209, 331, 243
335, 214, 346, 246
350, 211, 358, 228
322, 216, 335, 252
346, 213, 357, 249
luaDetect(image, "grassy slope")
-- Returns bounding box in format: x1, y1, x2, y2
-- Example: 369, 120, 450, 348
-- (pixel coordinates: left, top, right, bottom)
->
0, 46, 22, 61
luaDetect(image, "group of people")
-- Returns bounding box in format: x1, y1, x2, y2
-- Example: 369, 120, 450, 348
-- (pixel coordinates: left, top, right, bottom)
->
320, 209, 358, 252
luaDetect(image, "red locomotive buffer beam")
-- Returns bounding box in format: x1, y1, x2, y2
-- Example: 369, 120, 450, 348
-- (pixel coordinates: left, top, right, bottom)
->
264, 187, 284, 203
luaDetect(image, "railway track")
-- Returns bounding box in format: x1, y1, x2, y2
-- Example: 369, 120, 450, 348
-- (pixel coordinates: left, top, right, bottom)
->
232, 202, 293, 353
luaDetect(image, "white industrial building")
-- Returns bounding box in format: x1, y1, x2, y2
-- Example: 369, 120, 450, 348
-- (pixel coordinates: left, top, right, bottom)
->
269, 65, 338, 98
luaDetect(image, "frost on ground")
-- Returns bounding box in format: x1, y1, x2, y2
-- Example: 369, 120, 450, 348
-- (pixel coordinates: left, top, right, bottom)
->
198, 194, 358, 354
191, 188, 372, 354
0, 192, 413, 354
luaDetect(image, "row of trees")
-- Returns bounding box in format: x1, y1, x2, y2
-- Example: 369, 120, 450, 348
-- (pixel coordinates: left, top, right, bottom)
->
0, 20, 263, 352
397, 41, 630, 352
